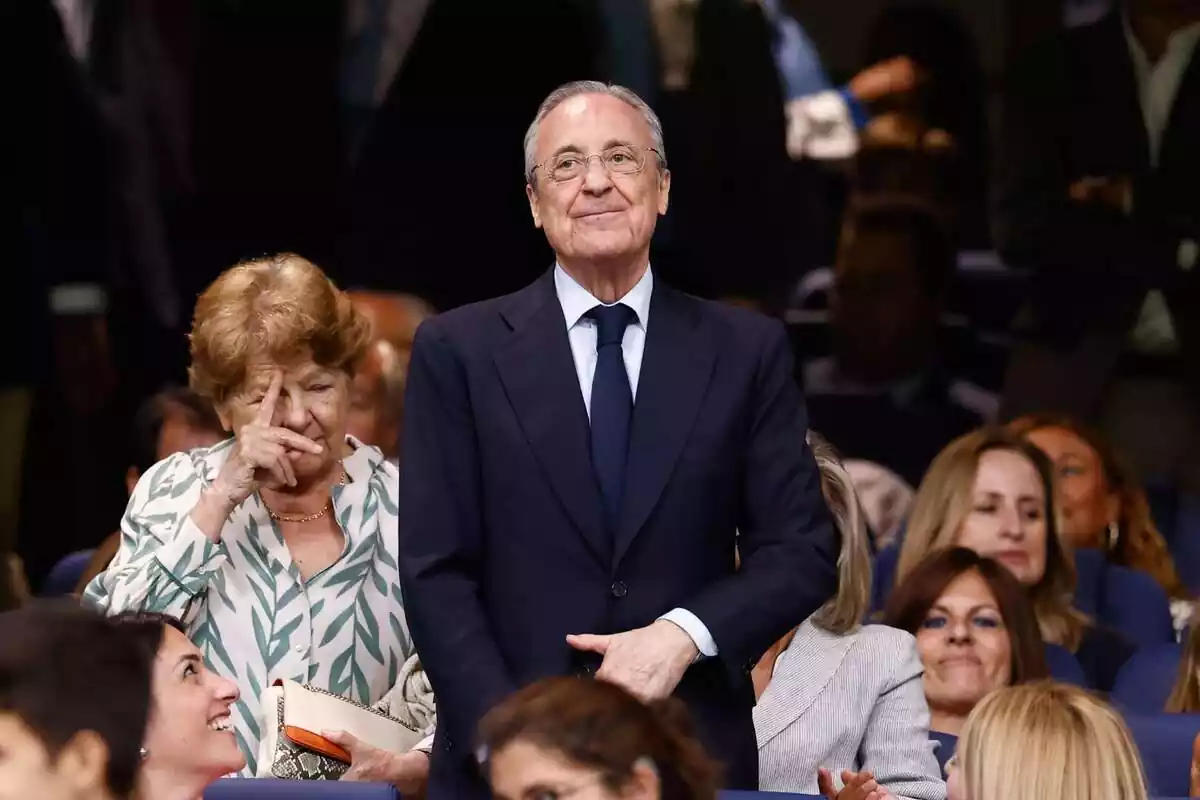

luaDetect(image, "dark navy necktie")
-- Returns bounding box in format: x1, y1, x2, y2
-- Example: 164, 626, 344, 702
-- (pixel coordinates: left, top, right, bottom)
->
588, 303, 637, 545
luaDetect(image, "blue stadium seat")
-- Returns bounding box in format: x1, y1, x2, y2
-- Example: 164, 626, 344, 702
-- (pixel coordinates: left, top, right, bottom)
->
40, 549, 94, 597
204, 780, 400, 799
1074, 549, 1174, 647
1124, 713, 1200, 798
929, 731, 957, 772
1045, 643, 1089, 687
1112, 644, 1184, 713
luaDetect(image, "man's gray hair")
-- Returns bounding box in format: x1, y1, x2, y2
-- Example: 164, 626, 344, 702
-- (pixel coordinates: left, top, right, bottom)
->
523, 80, 667, 185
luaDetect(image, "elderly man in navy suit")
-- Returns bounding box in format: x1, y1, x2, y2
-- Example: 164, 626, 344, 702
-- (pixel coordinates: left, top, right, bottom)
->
398, 80, 837, 798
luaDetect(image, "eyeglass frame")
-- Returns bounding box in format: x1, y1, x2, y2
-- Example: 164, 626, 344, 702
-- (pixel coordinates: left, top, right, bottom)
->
529, 144, 666, 185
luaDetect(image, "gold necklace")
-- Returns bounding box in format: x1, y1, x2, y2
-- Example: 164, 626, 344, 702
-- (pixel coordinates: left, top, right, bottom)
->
263, 469, 347, 523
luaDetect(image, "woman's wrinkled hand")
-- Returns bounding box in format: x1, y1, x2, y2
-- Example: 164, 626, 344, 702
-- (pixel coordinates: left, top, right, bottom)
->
818, 767, 894, 800
323, 730, 430, 796
211, 370, 324, 506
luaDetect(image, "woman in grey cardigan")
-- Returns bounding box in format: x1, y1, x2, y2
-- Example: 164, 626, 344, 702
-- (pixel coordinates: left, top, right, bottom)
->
752, 432, 945, 800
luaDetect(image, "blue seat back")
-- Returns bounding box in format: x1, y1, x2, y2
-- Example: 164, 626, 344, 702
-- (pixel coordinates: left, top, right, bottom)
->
40, 550, 94, 597
871, 543, 900, 613
1045, 643, 1089, 687
1113, 644, 1184, 714
1100, 564, 1175, 647
1124, 713, 1200, 798
929, 731, 957, 772
204, 780, 400, 799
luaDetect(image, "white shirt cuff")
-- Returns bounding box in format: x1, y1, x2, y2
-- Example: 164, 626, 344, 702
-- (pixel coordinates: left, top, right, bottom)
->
49, 283, 108, 315
659, 608, 718, 659
784, 90, 859, 161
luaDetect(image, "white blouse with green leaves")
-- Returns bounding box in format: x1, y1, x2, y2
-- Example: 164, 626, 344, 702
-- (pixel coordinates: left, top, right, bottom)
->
83, 437, 430, 776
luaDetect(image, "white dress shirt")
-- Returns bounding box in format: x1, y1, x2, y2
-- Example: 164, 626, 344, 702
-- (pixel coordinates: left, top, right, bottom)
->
553, 265, 718, 658
1123, 16, 1200, 352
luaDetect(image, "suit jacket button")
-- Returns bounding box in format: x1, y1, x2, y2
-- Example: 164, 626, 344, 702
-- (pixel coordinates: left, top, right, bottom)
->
610, 581, 628, 598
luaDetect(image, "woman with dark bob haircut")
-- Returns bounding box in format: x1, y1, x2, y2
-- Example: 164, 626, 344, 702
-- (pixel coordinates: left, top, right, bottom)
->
479, 677, 718, 800
0, 602, 154, 800
882, 547, 1048, 738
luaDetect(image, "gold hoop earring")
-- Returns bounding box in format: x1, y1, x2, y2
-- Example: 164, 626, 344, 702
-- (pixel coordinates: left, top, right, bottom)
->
1106, 521, 1120, 552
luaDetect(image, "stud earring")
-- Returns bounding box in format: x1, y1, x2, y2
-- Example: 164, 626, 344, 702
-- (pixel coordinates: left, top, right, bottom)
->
139, 747, 148, 761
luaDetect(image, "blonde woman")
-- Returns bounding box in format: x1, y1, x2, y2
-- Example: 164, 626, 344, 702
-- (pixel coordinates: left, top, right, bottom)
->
754, 432, 945, 800
946, 681, 1148, 800
895, 428, 1134, 691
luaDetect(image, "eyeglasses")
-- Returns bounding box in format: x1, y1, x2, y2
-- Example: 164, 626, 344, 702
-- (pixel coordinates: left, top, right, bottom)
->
534, 145, 661, 184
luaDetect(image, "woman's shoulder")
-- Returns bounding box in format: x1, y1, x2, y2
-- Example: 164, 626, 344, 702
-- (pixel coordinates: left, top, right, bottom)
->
788, 621, 919, 682
132, 439, 233, 504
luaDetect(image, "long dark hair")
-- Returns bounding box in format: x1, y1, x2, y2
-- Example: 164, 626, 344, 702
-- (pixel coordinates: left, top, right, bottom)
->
479, 677, 718, 800
883, 546, 1049, 684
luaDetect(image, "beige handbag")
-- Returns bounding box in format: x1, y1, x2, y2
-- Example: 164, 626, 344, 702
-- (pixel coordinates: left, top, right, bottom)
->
256, 679, 423, 780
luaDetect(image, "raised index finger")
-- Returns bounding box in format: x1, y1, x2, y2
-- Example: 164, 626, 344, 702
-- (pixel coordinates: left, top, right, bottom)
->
257, 370, 283, 426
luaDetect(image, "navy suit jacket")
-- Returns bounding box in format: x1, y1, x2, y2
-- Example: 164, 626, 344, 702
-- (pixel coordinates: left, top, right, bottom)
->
398, 271, 837, 797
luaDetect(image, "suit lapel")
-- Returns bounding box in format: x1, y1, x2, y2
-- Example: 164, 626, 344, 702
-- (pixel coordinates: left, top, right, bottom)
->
494, 272, 610, 565
1159, 43, 1200, 172
614, 284, 715, 566
753, 620, 857, 748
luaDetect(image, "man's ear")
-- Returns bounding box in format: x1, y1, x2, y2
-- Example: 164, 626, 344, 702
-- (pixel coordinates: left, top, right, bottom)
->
56, 730, 111, 796
527, 181, 543, 229
656, 168, 671, 215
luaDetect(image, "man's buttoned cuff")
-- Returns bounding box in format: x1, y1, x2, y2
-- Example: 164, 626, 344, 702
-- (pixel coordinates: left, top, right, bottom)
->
659, 608, 718, 660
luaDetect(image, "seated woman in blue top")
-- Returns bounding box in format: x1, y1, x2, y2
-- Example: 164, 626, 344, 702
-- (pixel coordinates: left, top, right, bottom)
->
893, 429, 1135, 691
753, 432, 945, 800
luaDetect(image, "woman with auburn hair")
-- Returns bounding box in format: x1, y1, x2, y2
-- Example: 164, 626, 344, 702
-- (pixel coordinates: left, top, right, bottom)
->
894, 428, 1133, 691
478, 676, 718, 800
754, 432, 944, 799
1008, 413, 1192, 628
882, 548, 1047, 737
946, 681, 1148, 800
84, 254, 434, 786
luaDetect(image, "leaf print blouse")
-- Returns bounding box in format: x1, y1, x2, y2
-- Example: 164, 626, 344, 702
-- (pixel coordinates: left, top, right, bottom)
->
83, 437, 433, 776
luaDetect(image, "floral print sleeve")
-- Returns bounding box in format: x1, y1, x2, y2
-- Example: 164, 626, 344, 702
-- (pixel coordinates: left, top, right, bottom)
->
83, 445, 230, 617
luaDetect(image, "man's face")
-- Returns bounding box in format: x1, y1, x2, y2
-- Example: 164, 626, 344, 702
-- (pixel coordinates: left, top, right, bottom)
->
526, 93, 669, 266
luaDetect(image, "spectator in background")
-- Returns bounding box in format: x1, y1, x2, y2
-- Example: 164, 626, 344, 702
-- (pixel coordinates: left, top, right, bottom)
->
479, 677, 718, 800
859, 1, 989, 246
883, 548, 1049, 738
85, 255, 434, 780
111, 612, 243, 800
754, 432, 945, 799
997, 0, 1200, 492
345, 292, 434, 462
1009, 412, 1192, 629
0, 603, 155, 800
804, 202, 992, 486
895, 430, 1135, 691
74, 388, 226, 595
125, 388, 226, 495
947, 682, 1149, 800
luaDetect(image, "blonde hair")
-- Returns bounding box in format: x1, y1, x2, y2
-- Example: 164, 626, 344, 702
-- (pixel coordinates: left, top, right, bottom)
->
1167, 605, 1200, 712
189, 254, 371, 406
897, 428, 1087, 651
956, 681, 1148, 800
808, 431, 873, 634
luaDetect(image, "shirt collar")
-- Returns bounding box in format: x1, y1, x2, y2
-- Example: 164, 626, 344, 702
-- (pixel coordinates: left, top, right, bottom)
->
553, 264, 654, 331
1122, 12, 1200, 70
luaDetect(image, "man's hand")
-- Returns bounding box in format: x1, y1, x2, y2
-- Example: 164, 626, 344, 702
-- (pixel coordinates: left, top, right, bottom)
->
847, 56, 919, 104
1068, 175, 1132, 212
322, 730, 430, 796
566, 619, 698, 702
